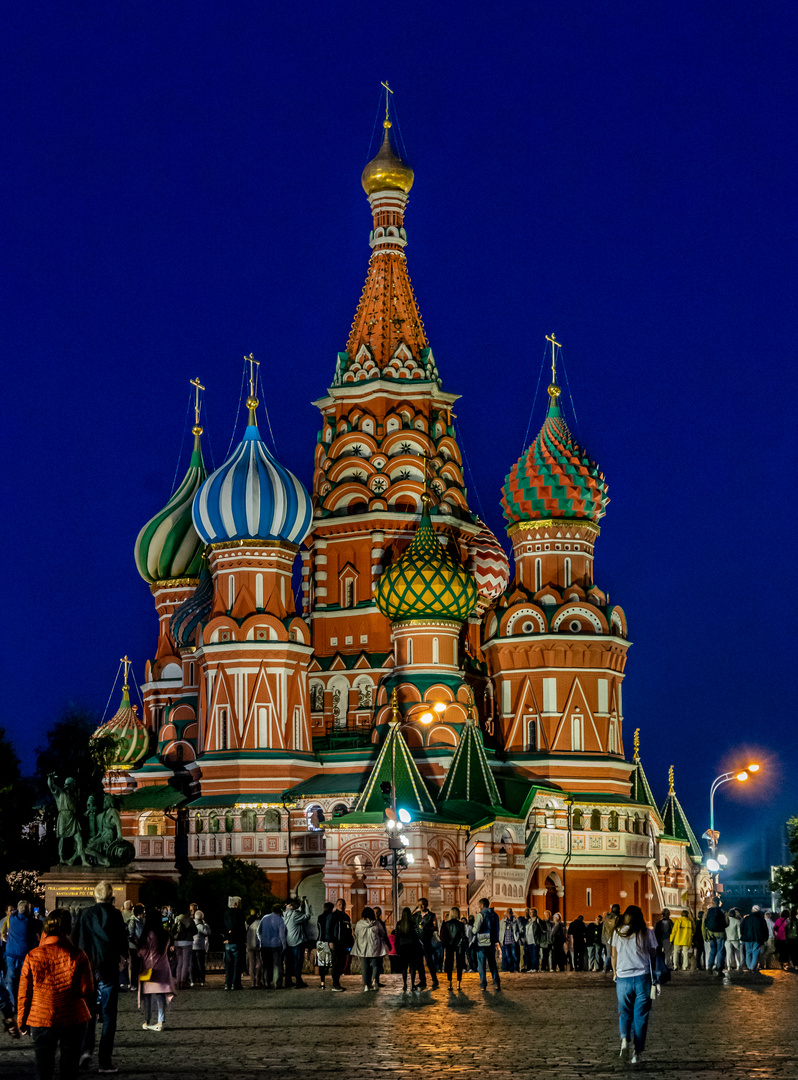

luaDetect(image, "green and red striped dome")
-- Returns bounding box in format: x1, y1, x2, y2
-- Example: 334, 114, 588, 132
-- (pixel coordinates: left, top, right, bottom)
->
501, 400, 608, 526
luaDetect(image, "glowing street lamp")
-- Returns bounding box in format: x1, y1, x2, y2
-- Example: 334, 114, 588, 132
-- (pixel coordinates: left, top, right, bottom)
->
706, 764, 762, 853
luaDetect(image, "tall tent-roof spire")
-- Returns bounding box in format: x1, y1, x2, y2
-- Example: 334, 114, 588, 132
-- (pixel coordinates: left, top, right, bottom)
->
628, 728, 658, 810
438, 692, 502, 808
355, 691, 436, 815
660, 766, 703, 859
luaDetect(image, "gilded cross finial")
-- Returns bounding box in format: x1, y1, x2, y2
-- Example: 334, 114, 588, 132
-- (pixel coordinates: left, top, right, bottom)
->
633, 727, 640, 762
120, 655, 132, 692
245, 353, 260, 423
466, 686, 477, 724
390, 687, 400, 725
546, 333, 562, 402
381, 81, 393, 128
668, 765, 675, 795
190, 377, 205, 437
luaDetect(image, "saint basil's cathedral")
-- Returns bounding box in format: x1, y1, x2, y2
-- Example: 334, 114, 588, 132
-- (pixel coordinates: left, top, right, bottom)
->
96, 106, 708, 922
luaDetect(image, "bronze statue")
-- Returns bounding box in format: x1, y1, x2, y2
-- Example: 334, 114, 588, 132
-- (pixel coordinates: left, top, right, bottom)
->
47, 774, 88, 865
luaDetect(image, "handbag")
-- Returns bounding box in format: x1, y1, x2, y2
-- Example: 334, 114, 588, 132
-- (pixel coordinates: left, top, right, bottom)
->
139, 968, 153, 982
316, 942, 332, 968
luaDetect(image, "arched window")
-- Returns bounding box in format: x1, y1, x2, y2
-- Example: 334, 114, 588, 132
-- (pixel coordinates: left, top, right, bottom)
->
256, 573, 264, 609
219, 709, 228, 751
228, 576, 235, 609
432, 638, 439, 664
590, 809, 602, 831
453, 639, 457, 666
189, 662, 195, 686
571, 712, 584, 751
195, 814, 204, 833
572, 808, 583, 829
240, 809, 257, 831
564, 557, 571, 587
609, 810, 619, 831
406, 638, 413, 665
526, 718, 537, 750
535, 558, 542, 591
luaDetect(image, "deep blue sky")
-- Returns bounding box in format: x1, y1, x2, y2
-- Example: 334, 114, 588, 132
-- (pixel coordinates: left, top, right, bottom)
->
3, 2, 795, 871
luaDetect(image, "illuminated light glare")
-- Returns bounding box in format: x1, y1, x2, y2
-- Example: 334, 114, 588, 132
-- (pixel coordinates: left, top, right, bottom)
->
706, 858, 720, 873
398, 808, 412, 823
385, 819, 396, 830
736, 771, 749, 782
406, 853, 415, 864
747, 763, 760, 773
717, 854, 728, 866
419, 711, 434, 725
432, 701, 446, 713
399, 834, 409, 846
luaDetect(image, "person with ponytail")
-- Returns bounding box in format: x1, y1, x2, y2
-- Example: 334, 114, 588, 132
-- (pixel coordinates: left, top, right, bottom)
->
611, 905, 658, 1066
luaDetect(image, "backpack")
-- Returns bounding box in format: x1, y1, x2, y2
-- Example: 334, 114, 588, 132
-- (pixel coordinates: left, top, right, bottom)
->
705, 907, 725, 933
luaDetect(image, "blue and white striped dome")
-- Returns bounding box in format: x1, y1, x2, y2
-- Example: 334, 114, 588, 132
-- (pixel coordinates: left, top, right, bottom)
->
192, 424, 313, 545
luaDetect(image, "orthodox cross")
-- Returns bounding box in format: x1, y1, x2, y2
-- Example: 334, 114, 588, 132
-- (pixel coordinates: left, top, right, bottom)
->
390, 686, 400, 725
190, 377, 205, 432
633, 727, 640, 762
381, 80, 393, 126
668, 765, 675, 795
120, 655, 132, 691
245, 353, 260, 419
545, 333, 561, 386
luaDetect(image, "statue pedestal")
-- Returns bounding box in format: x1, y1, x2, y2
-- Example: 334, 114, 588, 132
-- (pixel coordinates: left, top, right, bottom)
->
40, 865, 146, 915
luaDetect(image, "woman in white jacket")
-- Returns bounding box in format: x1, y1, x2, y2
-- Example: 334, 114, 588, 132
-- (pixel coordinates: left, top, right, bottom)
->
725, 908, 743, 970
351, 907, 389, 992
192, 912, 211, 986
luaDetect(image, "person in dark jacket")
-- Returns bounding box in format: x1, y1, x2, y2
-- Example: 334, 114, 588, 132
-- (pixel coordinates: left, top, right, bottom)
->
329, 899, 353, 991
703, 898, 727, 973
4, 901, 40, 1009
72, 881, 128, 1074
316, 902, 335, 989
740, 906, 769, 972
172, 911, 197, 989
473, 898, 501, 991
413, 898, 440, 990
393, 908, 425, 991
222, 896, 246, 991
568, 915, 587, 971
440, 907, 467, 990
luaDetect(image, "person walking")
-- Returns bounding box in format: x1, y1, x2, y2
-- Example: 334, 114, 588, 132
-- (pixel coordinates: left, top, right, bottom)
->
126, 904, 145, 991
351, 907, 388, 992
373, 907, 388, 987
258, 904, 287, 990
549, 913, 567, 972
669, 910, 695, 971
440, 907, 467, 990
222, 896, 246, 991
568, 914, 587, 971
4, 901, 40, 1010
740, 906, 768, 971
611, 904, 658, 1066
17, 909, 94, 1080
498, 908, 520, 972
585, 918, 602, 971
413, 898, 439, 990
192, 910, 210, 986
316, 902, 335, 989
725, 908, 743, 971
393, 907, 425, 991
704, 898, 727, 974
329, 899, 353, 992
283, 899, 310, 988
72, 881, 128, 1075
655, 909, 674, 970
473, 898, 501, 991
137, 907, 175, 1031
172, 910, 196, 989
602, 905, 621, 973
246, 915, 263, 988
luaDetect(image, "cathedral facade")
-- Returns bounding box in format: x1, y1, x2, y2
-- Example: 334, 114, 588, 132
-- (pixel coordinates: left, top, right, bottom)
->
99, 112, 709, 923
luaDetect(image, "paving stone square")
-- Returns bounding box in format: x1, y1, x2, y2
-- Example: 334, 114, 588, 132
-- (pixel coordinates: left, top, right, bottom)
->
3, 968, 797, 1080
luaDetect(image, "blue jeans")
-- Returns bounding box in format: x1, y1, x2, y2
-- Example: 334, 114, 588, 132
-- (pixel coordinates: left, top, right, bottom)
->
143, 992, 167, 1025
708, 936, 725, 970
476, 945, 500, 988
81, 979, 119, 1069
361, 956, 379, 987
31, 1022, 86, 1080
527, 943, 540, 970
224, 943, 243, 989
501, 942, 518, 971
4, 955, 24, 1010
616, 974, 653, 1053
744, 942, 761, 970
421, 940, 439, 985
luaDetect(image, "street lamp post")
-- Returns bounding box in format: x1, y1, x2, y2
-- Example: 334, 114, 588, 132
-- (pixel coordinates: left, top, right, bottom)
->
707, 763, 760, 852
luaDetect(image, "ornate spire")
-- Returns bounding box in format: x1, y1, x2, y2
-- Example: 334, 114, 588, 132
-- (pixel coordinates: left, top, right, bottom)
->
355, 719, 436, 815
660, 767, 702, 859
633, 727, 640, 762
438, 691, 502, 808
245, 353, 259, 427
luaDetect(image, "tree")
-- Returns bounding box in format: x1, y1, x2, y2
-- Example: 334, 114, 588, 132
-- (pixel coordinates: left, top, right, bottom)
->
177, 856, 279, 931
0, 726, 36, 884
770, 816, 798, 908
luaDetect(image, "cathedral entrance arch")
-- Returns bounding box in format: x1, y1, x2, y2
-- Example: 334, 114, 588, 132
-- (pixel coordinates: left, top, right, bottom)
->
545, 874, 560, 914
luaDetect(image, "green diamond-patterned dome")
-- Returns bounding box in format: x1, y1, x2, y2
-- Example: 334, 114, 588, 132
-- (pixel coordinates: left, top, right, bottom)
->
376, 498, 478, 623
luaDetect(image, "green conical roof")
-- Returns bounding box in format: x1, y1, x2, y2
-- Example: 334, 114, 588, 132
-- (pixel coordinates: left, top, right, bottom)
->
438, 714, 501, 808
629, 732, 658, 810
660, 770, 703, 859
355, 722, 436, 815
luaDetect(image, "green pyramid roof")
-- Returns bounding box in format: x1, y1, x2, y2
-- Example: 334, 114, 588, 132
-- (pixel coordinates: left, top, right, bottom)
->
438, 717, 502, 808
355, 722, 436, 815
629, 756, 658, 809
660, 774, 703, 859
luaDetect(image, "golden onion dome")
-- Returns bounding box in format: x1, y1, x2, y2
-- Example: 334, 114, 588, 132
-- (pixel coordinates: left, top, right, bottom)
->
361, 123, 414, 195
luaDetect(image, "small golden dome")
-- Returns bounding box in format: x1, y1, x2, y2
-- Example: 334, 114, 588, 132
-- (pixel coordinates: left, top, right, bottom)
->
361, 123, 414, 195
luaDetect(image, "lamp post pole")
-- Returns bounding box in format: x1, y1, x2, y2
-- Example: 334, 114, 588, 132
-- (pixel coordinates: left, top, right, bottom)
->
708, 772, 737, 853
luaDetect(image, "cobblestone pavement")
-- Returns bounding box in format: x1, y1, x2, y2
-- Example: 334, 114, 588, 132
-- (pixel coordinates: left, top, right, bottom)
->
3, 969, 797, 1080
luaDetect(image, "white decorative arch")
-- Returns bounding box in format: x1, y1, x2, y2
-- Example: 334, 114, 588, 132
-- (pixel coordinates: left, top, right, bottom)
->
551, 606, 604, 632
506, 608, 546, 635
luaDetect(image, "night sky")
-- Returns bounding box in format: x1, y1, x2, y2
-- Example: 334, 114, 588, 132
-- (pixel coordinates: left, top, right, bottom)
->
4, 2, 795, 873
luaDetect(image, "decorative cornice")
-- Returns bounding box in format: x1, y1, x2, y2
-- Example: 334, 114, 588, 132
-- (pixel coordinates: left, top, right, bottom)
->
150, 577, 200, 594
208, 539, 299, 553
391, 618, 463, 630
506, 519, 601, 538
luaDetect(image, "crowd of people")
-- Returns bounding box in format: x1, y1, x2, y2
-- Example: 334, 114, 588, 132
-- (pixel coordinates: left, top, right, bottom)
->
1, 887, 795, 1076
